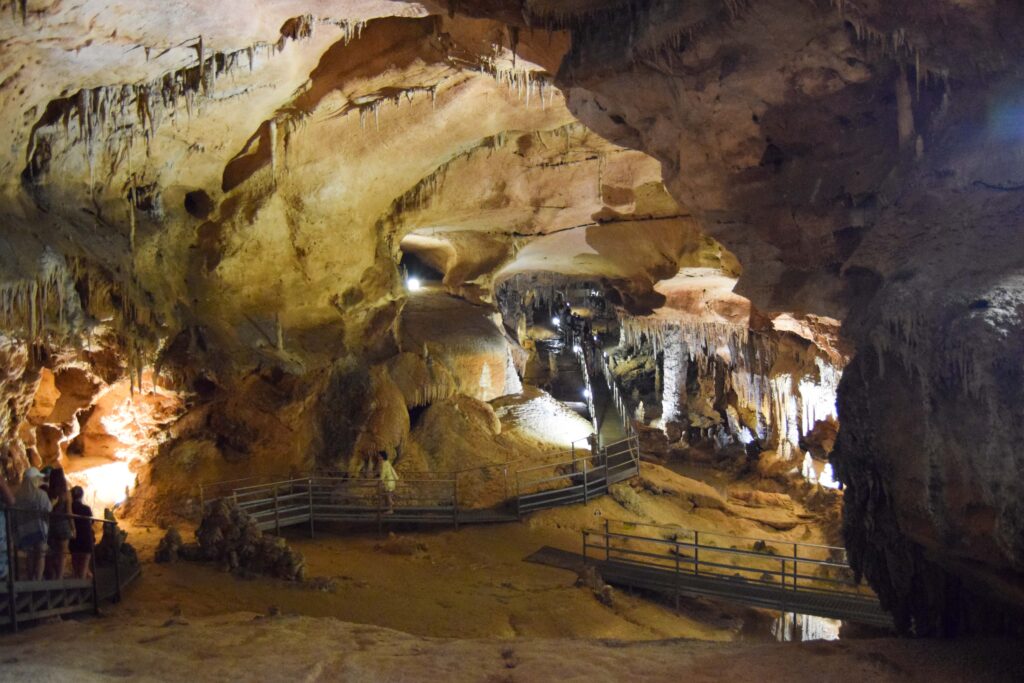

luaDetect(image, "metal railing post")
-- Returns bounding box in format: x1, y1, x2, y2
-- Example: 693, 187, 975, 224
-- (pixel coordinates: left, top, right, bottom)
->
693, 530, 700, 576
515, 474, 523, 520
674, 536, 681, 611
273, 485, 281, 536
502, 466, 509, 502
582, 530, 588, 562
308, 479, 315, 539
90, 542, 100, 616
582, 458, 589, 504
376, 481, 383, 534
112, 520, 122, 604
5, 511, 17, 632
604, 518, 610, 561
793, 543, 799, 591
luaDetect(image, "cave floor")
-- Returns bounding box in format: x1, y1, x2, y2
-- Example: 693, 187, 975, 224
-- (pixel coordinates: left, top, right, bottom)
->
116, 462, 846, 640
2, 587, 1021, 682
114, 498, 763, 642
4, 464, 1019, 680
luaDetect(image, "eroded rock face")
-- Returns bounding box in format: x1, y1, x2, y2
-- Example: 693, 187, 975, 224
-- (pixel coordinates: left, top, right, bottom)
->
468, 0, 1024, 633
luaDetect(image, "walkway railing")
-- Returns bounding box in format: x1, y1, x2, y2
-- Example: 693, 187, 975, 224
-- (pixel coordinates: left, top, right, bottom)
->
596, 349, 637, 439
229, 476, 459, 534
199, 441, 591, 511
2, 506, 135, 632
200, 434, 642, 532
515, 434, 640, 515
581, 519, 890, 627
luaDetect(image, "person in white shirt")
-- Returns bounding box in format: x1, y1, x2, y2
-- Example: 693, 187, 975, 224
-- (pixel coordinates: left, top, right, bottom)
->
0, 473, 14, 581
15, 467, 52, 581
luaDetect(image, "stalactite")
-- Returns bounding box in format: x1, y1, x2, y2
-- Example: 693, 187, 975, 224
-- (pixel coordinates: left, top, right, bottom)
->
23, 13, 330, 182
0, 249, 84, 347
617, 312, 843, 464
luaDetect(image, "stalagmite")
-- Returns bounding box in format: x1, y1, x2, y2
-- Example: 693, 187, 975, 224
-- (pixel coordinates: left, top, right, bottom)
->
269, 119, 278, 184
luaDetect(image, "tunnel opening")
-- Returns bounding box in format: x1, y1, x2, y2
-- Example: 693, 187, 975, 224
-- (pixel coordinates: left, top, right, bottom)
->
399, 246, 444, 290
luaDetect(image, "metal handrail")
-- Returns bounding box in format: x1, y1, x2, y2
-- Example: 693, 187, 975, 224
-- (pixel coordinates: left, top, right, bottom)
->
515, 434, 637, 486
3, 503, 130, 633
581, 542, 860, 593
594, 529, 851, 571
606, 519, 850, 556
582, 519, 870, 599
203, 430, 641, 531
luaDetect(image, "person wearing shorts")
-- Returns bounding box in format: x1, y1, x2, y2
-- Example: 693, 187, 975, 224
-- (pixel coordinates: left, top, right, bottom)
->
16, 467, 51, 581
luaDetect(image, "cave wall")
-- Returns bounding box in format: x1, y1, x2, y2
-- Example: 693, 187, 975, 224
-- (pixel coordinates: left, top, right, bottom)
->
490, 0, 1024, 633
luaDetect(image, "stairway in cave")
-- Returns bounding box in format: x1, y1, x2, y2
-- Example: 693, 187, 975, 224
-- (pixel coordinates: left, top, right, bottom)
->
591, 367, 626, 447
537, 340, 591, 420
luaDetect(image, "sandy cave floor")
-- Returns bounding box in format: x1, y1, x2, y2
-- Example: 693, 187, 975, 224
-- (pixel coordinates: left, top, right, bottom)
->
2, 612, 1022, 683
109, 506, 753, 642
2, 466, 1022, 681
110, 463, 849, 641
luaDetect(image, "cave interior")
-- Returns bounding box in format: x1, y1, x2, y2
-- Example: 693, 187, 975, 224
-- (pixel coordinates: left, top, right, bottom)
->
2, 0, 1024, 678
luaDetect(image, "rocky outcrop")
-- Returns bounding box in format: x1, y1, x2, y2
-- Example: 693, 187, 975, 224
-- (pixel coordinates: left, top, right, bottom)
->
158, 500, 305, 581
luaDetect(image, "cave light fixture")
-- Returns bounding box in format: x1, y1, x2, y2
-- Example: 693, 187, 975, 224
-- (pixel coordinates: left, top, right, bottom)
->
582, 388, 592, 399
407, 276, 422, 292
551, 316, 561, 327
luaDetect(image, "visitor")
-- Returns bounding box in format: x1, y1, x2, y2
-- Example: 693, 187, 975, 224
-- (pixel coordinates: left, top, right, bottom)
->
586, 433, 602, 467
15, 467, 51, 581
69, 486, 95, 579
378, 452, 398, 515
0, 472, 14, 582
46, 467, 74, 580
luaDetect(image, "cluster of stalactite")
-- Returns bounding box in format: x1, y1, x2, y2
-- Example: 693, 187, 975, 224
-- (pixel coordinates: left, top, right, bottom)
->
0, 250, 160, 394
21, 15, 366, 185
495, 273, 614, 341
616, 316, 841, 465
0, 248, 81, 343
477, 56, 558, 109
377, 130, 507, 237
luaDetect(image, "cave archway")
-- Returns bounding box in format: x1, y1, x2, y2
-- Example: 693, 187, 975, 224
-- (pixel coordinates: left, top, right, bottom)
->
399, 248, 444, 285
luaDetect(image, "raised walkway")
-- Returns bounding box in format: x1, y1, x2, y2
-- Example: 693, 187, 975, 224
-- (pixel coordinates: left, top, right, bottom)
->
578, 520, 892, 628
2, 511, 140, 631
202, 432, 642, 534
